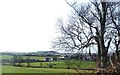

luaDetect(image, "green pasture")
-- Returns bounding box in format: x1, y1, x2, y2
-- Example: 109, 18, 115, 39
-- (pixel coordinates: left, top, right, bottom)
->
3, 60, 96, 69
0, 55, 13, 59
1, 55, 97, 74
0, 55, 45, 60
1, 55, 96, 69
1, 55, 60, 60
20, 61, 67, 68
2, 65, 76, 73
2, 65, 96, 75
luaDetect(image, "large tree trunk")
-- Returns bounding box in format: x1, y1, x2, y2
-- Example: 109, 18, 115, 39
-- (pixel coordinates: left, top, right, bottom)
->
99, 1, 108, 69
100, 51, 108, 68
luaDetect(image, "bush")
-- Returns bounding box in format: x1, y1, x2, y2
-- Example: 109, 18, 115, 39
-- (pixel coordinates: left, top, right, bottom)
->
48, 62, 54, 68
65, 59, 81, 69
40, 62, 43, 68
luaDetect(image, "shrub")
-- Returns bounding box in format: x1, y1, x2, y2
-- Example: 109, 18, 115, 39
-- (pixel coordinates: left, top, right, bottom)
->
65, 59, 81, 69
48, 62, 54, 68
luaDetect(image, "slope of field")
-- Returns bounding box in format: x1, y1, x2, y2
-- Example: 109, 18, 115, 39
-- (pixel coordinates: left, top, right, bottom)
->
2, 65, 76, 73
1, 55, 97, 75
0, 55, 13, 59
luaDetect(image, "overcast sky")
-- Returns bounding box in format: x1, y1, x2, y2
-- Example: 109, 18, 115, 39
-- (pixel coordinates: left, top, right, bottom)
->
0, 0, 70, 52
0, 0, 90, 52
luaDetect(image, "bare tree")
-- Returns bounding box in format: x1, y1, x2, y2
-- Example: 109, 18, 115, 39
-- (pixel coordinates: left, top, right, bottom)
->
53, 0, 120, 72
109, 2, 120, 59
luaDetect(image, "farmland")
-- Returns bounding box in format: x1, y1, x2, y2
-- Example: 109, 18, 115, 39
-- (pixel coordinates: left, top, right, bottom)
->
2, 65, 76, 73
0, 55, 13, 59
1, 55, 97, 74
2, 65, 96, 75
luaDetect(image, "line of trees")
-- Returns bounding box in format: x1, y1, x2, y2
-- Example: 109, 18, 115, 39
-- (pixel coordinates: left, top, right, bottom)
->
12, 55, 31, 67
52, 0, 120, 73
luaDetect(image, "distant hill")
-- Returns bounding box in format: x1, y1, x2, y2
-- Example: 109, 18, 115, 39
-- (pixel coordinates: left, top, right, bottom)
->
1, 52, 27, 56
26, 51, 61, 56
0, 51, 61, 56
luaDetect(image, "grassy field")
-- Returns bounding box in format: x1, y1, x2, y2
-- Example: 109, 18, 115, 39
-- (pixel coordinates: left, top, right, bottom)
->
0, 55, 61, 60
0, 55, 13, 59
1, 55, 96, 68
2, 65, 96, 75
3, 60, 96, 69
2, 65, 76, 73
1, 55, 96, 74
0, 55, 45, 60
1, 65, 78, 75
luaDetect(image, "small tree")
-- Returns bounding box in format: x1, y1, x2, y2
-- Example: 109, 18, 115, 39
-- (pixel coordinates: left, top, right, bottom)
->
40, 62, 43, 68
12, 55, 17, 66
26, 57, 31, 67
17, 56, 23, 67
65, 59, 81, 74
48, 62, 54, 68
